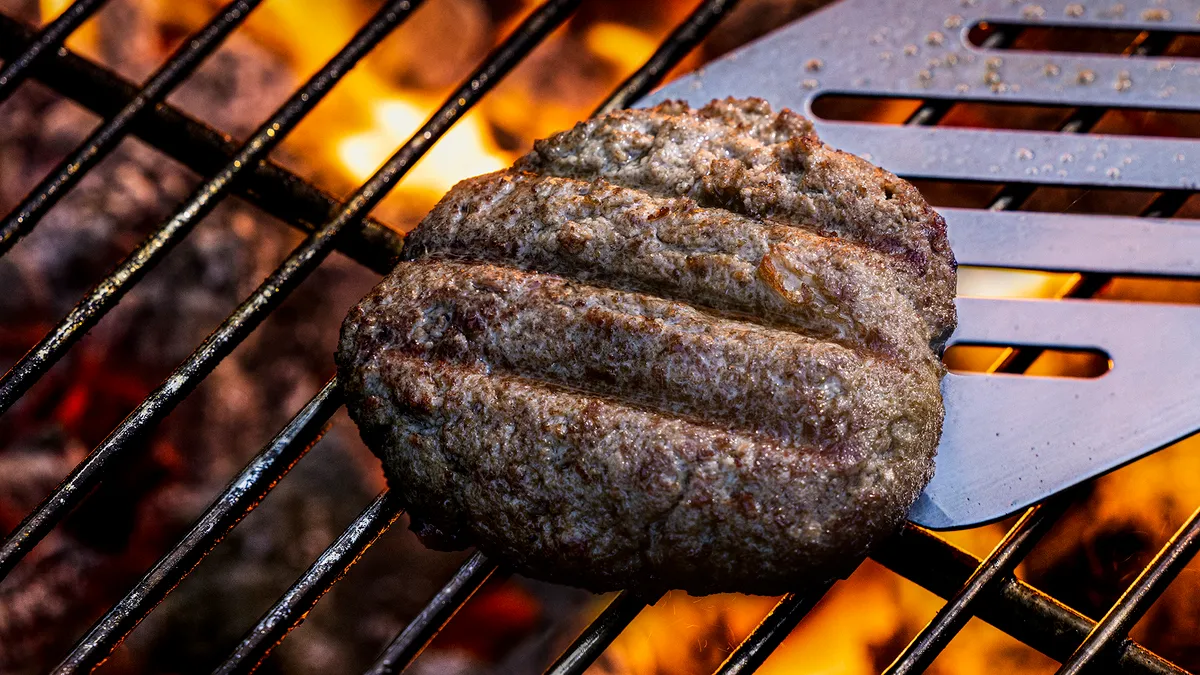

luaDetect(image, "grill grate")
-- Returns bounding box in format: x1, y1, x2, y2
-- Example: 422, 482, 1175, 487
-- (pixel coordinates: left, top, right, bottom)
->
0, 10, 407, 274
883, 497, 1073, 675
0, 0, 104, 100
0, 0, 426, 582
0, 0, 1197, 673
0, 0, 262, 256
364, 550, 496, 675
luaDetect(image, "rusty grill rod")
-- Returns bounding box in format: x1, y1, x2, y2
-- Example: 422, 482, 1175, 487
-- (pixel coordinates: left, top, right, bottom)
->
0, 13, 406, 274
0, 0, 263, 257
0, 0, 106, 102
0, 0, 426, 582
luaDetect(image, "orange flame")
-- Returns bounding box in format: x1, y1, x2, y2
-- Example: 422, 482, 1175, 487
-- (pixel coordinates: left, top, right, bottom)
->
40, 0, 100, 58
335, 96, 512, 201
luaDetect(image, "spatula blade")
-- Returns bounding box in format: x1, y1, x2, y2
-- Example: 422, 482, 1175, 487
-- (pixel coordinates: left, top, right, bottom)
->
635, 0, 1200, 528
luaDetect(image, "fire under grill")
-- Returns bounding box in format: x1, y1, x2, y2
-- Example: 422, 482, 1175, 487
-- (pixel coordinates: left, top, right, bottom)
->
0, 0, 1198, 673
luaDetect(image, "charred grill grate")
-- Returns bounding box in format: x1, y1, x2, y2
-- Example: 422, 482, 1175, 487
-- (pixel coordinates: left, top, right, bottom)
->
0, 0, 1197, 673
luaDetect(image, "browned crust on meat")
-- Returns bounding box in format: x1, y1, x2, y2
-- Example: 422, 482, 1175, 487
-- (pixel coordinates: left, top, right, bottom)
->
337, 261, 939, 594
404, 170, 939, 367
338, 98, 954, 596
517, 98, 956, 348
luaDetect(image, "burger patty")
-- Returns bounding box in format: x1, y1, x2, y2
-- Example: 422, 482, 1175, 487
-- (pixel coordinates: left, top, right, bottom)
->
517, 97, 956, 349
404, 173, 938, 366
337, 98, 956, 595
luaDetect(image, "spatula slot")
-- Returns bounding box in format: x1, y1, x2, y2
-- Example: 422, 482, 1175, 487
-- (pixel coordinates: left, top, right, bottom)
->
641, 0, 1200, 526
812, 95, 1200, 140
967, 21, 1200, 57
959, 267, 1081, 299
944, 344, 1111, 378
958, 267, 1200, 303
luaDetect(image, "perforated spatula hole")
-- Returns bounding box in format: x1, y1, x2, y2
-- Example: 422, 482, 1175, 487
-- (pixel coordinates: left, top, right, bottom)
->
967, 21, 1200, 57
945, 344, 1112, 378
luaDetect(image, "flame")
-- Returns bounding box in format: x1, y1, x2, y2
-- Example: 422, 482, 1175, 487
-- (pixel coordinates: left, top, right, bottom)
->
585, 22, 660, 73
37, 0, 71, 19
40, 0, 100, 58
599, 592, 776, 674
601, 556, 1060, 675
336, 96, 511, 202
215, 5, 1197, 672
197, 0, 528, 220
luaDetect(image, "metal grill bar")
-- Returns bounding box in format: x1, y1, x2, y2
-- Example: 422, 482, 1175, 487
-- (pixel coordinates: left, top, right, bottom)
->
543, 592, 652, 675
4, 0, 577, 665
0, 0, 261, 256
208, 1, 584, 668
892, 57, 1195, 666
1057, 508, 1200, 675
0, 0, 424, 581
974, 29, 1174, 215
713, 582, 837, 675
877, 49, 1160, 665
1141, 190, 1193, 219
899, 29, 1013, 127
363, 2, 743, 671
53, 379, 342, 674
213, 491, 406, 675
4, 0, 726, 668
0, 0, 421, 417
884, 499, 1070, 675
593, 0, 738, 117
875, 525, 1188, 675
0, 13, 404, 275
29, 1, 571, 667
363, 552, 497, 675
0, 0, 105, 102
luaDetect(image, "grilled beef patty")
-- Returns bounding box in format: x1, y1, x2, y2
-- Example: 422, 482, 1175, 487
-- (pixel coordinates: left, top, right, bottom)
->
337, 98, 956, 595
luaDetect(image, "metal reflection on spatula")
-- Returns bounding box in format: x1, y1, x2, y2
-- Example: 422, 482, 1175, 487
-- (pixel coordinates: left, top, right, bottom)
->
636, 0, 1200, 529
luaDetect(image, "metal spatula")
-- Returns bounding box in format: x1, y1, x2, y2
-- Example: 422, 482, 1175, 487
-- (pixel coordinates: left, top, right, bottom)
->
635, 0, 1200, 529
